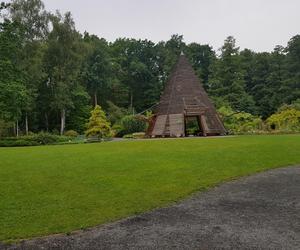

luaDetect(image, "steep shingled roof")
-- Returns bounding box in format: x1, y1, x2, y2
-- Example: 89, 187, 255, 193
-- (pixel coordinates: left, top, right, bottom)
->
149, 54, 226, 137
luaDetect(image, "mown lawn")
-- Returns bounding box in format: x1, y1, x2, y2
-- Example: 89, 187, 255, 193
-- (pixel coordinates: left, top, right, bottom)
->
1, 135, 300, 241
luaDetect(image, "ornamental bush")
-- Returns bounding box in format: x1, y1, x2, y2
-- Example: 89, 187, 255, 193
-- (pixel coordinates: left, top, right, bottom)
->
218, 106, 263, 134
120, 115, 146, 136
266, 108, 300, 132
64, 130, 79, 137
85, 105, 112, 139
0, 132, 71, 147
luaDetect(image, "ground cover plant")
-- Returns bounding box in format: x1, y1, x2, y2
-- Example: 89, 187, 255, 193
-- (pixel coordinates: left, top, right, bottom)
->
1, 135, 300, 242
0, 132, 72, 147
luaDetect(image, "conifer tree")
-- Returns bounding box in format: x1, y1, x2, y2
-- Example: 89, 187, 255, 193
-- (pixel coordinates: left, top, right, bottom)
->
85, 105, 112, 139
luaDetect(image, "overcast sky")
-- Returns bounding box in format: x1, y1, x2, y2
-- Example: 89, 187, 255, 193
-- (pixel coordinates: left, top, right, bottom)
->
42, 0, 299, 52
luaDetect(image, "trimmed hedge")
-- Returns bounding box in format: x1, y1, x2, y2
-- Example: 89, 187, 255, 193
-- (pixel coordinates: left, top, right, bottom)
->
0, 140, 39, 147
0, 132, 71, 147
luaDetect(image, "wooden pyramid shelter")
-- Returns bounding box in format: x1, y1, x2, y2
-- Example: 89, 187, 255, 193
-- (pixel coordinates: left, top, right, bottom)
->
148, 54, 226, 137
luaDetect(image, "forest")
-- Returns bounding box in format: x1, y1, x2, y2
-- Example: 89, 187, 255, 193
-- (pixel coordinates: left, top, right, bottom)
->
1, 0, 300, 138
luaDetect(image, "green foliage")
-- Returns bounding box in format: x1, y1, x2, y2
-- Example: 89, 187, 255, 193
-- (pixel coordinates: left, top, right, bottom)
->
10, 0, 49, 40
283, 35, 300, 103
132, 132, 146, 139
0, 15, 28, 126
186, 43, 215, 88
81, 35, 112, 106
33, 132, 65, 144
119, 115, 146, 136
43, 12, 84, 135
290, 99, 300, 111
64, 130, 78, 137
0, 120, 12, 138
185, 118, 200, 136
85, 105, 112, 139
0, 139, 39, 147
111, 124, 123, 136
278, 99, 300, 112
1, 1, 300, 135
209, 36, 256, 114
218, 106, 263, 134
106, 101, 128, 125
122, 132, 146, 139
66, 86, 91, 133
123, 133, 134, 139
266, 108, 300, 132
0, 132, 71, 147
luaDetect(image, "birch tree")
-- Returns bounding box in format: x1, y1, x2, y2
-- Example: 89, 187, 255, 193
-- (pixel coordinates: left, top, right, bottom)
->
44, 12, 83, 135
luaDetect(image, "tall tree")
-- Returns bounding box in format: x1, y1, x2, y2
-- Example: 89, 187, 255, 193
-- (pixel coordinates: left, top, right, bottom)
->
186, 43, 215, 89
0, 13, 28, 136
283, 35, 300, 103
110, 38, 160, 112
43, 12, 84, 135
247, 52, 272, 117
9, 0, 50, 134
209, 36, 256, 113
81, 34, 112, 107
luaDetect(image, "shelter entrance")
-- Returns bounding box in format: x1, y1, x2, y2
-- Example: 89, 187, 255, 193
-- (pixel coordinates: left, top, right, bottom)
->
148, 54, 226, 137
185, 116, 203, 137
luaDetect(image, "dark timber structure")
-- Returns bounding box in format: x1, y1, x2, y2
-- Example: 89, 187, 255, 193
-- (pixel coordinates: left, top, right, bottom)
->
148, 53, 226, 137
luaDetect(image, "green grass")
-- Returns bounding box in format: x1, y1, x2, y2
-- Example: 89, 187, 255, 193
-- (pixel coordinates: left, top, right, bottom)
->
1, 135, 300, 242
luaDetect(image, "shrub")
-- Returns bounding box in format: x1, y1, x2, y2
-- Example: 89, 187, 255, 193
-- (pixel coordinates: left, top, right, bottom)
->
51, 129, 60, 135
33, 132, 69, 145
186, 127, 198, 136
64, 130, 79, 137
132, 132, 145, 139
120, 115, 146, 135
266, 108, 300, 132
185, 118, 200, 136
218, 106, 263, 134
122, 132, 146, 139
123, 134, 133, 139
0, 139, 39, 147
111, 124, 123, 137
0, 132, 71, 147
85, 105, 112, 139
106, 101, 128, 125
0, 120, 13, 138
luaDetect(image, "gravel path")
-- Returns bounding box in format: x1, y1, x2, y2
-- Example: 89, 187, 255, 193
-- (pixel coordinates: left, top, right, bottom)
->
3, 166, 300, 250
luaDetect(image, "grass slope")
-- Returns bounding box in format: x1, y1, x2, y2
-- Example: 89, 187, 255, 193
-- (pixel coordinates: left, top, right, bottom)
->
1, 135, 300, 241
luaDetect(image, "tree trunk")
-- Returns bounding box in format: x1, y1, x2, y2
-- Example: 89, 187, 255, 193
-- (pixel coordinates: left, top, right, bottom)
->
13, 122, 16, 137
60, 108, 66, 135
94, 91, 98, 107
45, 113, 49, 132
25, 113, 29, 136
16, 120, 19, 137
130, 91, 133, 114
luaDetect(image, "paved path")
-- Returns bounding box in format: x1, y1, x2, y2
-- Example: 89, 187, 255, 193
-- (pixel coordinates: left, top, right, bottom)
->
3, 166, 300, 250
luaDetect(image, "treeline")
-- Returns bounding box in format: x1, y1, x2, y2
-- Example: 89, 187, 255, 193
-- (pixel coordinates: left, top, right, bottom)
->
1, 0, 300, 136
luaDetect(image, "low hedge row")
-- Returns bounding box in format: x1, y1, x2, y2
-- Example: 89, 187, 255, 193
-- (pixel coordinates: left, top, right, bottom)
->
0, 133, 72, 147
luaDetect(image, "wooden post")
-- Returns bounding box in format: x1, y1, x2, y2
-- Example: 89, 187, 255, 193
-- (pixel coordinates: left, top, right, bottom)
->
184, 115, 187, 137
200, 115, 208, 137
